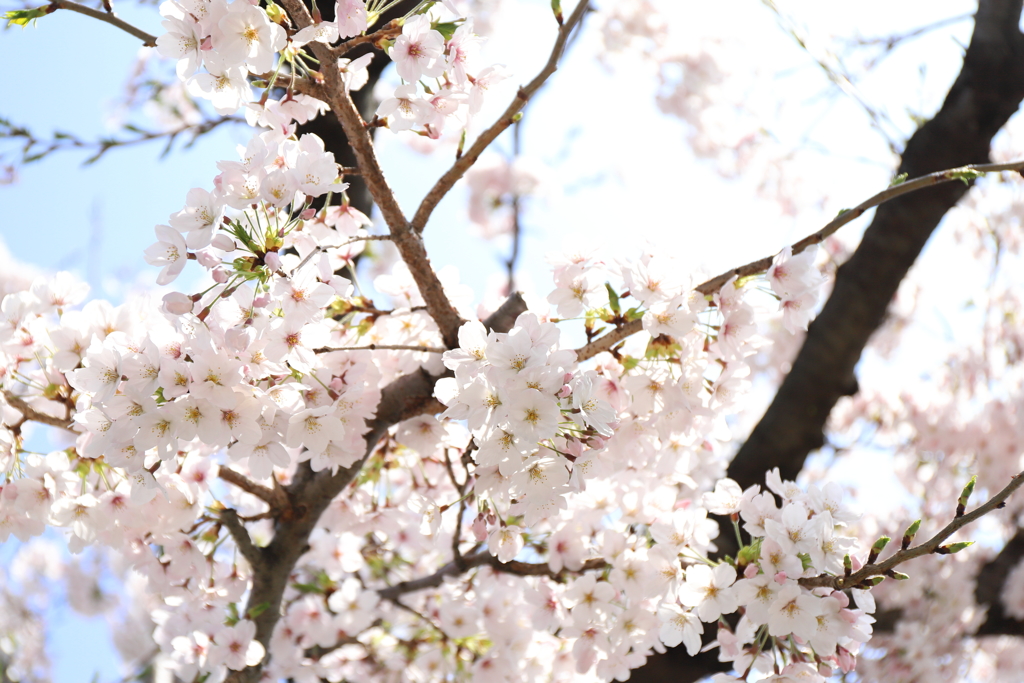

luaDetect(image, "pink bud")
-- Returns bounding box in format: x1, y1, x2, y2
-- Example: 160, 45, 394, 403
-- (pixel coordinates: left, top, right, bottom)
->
774, 571, 787, 585
329, 378, 345, 391
300, 208, 317, 220
212, 268, 228, 283
253, 293, 271, 308
196, 249, 221, 268
563, 372, 574, 383
836, 646, 856, 673
744, 564, 759, 579
831, 589, 850, 608
557, 384, 571, 398
472, 516, 488, 542
210, 234, 235, 251
201, 36, 213, 50
818, 664, 833, 678
162, 292, 194, 315
264, 251, 283, 272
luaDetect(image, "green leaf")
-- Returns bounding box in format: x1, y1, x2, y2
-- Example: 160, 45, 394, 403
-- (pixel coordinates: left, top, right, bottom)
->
604, 283, 620, 314
4, 6, 50, 27
797, 553, 813, 571
948, 168, 984, 185
624, 307, 643, 322
431, 20, 460, 41
936, 541, 974, 555
889, 172, 908, 186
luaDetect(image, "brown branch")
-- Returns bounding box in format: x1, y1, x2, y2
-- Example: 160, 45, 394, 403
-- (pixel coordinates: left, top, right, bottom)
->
48, 0, 158, 46
217, 466, 289, 511
800, 471, 1024, 589
220, 508, 264, 571
329, 20, 403, 58
975, 527, 1024, 635
631, 3, 1024, 681
726, 0, 1024, 490
575, 160, 1024, 364
279, 0, 467, 348
223, 295, 527, 683
377, 550, 607, 601
410, 0, 591, 233
315, 344, 446, 353
1, 391, 76, 432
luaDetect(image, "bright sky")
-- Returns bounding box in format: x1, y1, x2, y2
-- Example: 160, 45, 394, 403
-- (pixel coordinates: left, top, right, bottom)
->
0, 0, 987, 680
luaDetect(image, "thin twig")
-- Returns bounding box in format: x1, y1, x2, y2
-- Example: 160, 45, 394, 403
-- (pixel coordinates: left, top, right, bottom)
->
2, 115, 239, 167
315, 344, 445, 353
49, 0, 158, 45
1, 391, 76, 432
329, 20, 403, 58
221, 508, 264, 570
411, 0, 591, 233
801, 470, 1024, 589
377, 550, 607, 601
574, 160, 1024, 362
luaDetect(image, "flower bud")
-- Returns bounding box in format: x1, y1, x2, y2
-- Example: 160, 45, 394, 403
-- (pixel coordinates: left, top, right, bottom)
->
196, 249, 221, 268
212, 268, 229, 283
265, 251, 283, 272
163, 292, 194, 315
211, 234, 236, 251
472, 516, 488, 542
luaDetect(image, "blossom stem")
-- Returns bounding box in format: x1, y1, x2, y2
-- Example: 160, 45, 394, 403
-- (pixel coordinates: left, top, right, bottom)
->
575, 159, 1024, 363
47, 0, 158, 46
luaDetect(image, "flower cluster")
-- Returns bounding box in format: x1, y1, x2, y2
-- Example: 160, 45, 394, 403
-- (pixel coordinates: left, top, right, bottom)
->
697, 475, 874, 680
376, 15, 508, 138
766, 245, 826, 334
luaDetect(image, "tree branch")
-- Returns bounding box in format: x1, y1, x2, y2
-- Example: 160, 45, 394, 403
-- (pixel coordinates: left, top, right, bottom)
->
47, 0, 158, 46
975, 527, 1024, 635
220, 508, 264, 571
223, 295, 527, 683
329, 20, 403, 58
631, 2, 1024, 681
727, 0, 1024, 490
800, 471, 1024, 589
217, 466, 290, 511
315, 344, 446, 353
1, 391, 75, 432
377, 550, 607, 602
574, 160, 1024, 364
279, 0, 467, 348
410, 0, 591, 233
